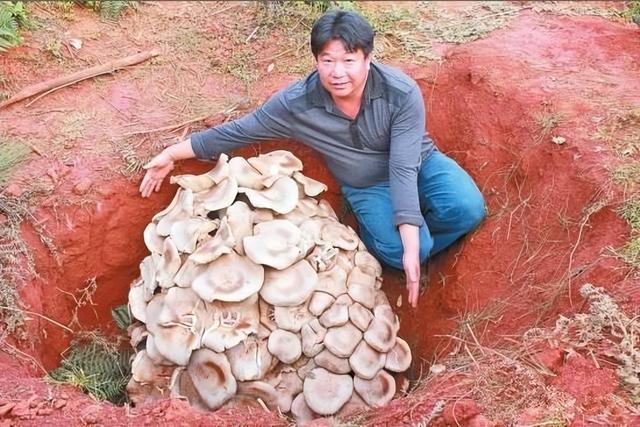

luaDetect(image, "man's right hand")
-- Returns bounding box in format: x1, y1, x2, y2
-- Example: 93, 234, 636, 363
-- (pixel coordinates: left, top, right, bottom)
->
139, 151, 175, 198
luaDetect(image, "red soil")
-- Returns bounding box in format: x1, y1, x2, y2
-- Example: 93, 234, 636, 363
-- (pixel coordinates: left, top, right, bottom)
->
0, 3, 639, 426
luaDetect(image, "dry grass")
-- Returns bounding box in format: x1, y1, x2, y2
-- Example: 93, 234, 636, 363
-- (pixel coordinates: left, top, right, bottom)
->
0, 137, 31, 188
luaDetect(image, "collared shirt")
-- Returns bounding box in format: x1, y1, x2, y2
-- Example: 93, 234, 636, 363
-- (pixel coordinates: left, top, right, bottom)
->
191, 62, 436, 226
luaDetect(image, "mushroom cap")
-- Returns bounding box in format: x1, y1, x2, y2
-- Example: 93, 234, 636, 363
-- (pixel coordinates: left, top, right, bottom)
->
143, 222, 165, 254
228, 156, 265, 190
274, 301, 313, 332
354, 251, 382, 277
309, 291, 335, 317
145, 289, 205, 366
260, 260, 318, 307
196, 177, 239, 213
170, 172, 215, 193
243, 219, 304, 270
226, 336, 273, 381
353, 369, 396, 408
153, 237, 182, 288
319, 295, 350, 328
323, 322, 363, 358
201, 294, 260, 352
268, 329, 302, 364
363, 305, 399, 353
139, 255, 157, 301
349, 302, 374, 332
336, 390, 370, 419
170, 217, 218, 254
301, 318, 327, 358
131, 350, 175, 385
173, 258, 208, 288
292, 171, 328, 197
291, 392, 319, 426
303, 368, 353, 415
317, 199, 338, 220
321, 222, 359, 251
314, 349, 351, 375
236, 380, 282, 411
384, 337, 412, 372
184, 349, 237, 410
247, 150, 303, 177
264, 366, 303, 413
205, 153, 230, 184
225, 201, 254, 255
155, 189, 195, 236
294, 357, 316, 380
240, 176, 299, 214
316, 265, 348, 297
128, 281, 147, 323
349, 340, 386, 380
189, 216, 235, 264
192, 251, 264, 302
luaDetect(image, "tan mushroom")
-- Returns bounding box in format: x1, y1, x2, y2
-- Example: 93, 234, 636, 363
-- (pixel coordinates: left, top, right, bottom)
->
349, 340, 386, 380
236, 380, 281, 411
128, 280, 147, 323
145, 290, 204, 366
260, 260, 317, 307
291, 392, 319, 426
127, 358, 173, 406
354, 250, 382, 277
228, 156, 265, 190
155, 188, 195, 236
301, 318, 327, 358
363, 305, 399, 353
265, 366, 303, 413
292, 172, 328, 197
294, 357, 316, 380
152, 237, 182, 289
128, 323, 148, 349
314, 349, 351, 374
192, 251, 264, 302
243, 219, 304, 270
308, 291, 335, 317
226, 336, 273, 381
206, 153, 231, 184
385, 337, 412, 372
303, 368, 353, 415
316, 265, 348, 297
247, 150, 303, 177
170, 172, 215, 193
139, 255, 157, 301
173, 258, 208, 288
225, 201, 254, 255
144, 334, 173, 366
323, 322, 362, 358
337, 391, 370, 419
268, 329, 302, 364
349, 302, 374, 332
306, 244, 339, 272
143, 222, 165, 254
179, 348, 237, 410
195, 177, 238, 213
347, 266, 377, 309
317, 199, 339, 220
274, 301, 314, 332
240, 176, 299, 214
321, 222, 359, 251
131, 350, 175, 384
375, 289, 391, 306
353, 370, 395, 408
319, 294, 351, 328
296, 198, 323, 217
201, 294, 260, 352
170, 217, 218, 254
189, 216, 235, 264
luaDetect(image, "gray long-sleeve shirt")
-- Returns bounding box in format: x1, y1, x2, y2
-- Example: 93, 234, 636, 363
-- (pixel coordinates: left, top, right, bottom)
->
191, 62, 436, 227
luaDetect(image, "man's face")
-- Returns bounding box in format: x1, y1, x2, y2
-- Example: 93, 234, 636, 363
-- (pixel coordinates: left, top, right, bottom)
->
316, 39, 371, 102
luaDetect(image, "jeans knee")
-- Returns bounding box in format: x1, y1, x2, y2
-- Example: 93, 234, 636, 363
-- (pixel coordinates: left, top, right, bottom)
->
464, 194, 486, 230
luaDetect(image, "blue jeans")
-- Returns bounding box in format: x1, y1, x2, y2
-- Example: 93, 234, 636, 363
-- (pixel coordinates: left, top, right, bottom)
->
341, 151, 486, 270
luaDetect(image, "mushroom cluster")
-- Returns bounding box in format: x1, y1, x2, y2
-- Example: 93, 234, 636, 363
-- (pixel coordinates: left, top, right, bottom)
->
126, 150, 412, 422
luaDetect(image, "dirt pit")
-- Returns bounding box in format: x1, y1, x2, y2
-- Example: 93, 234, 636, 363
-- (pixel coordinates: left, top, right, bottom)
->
1, 2, 639, 426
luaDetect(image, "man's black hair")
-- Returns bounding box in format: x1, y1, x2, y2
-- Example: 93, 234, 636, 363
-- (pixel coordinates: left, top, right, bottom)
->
310, 10, 374, 58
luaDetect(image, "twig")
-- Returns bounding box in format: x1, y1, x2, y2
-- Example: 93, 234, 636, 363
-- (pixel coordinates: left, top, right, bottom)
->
0, 305, 74, 333
0, 50, 160, 109
118, 113, 212, 137
0, 341, 48, 375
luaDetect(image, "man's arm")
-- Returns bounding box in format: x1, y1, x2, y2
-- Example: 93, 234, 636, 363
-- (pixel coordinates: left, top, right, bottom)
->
389, 85, 428, 307
139, 88, 295, 197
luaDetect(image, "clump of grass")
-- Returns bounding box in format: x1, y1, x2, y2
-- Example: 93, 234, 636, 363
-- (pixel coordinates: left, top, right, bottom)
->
0, 137, 31, 188
612, 162, 640, 189
48, 332, 132, 404
79, 0, 136, 21
0, 1, 30, 52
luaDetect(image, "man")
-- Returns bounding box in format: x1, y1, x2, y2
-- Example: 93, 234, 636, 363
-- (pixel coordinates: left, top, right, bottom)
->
139, 10, 485, 308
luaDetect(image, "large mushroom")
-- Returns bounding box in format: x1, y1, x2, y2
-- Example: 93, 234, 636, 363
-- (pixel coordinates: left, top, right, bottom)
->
240, 176, 299, 214
353, 370, 396, 408
268, 329, 302, 364
303, 368, 353, 415
191, 251, 264, 302
201, 294, 260, 352
260, 260, 318, 306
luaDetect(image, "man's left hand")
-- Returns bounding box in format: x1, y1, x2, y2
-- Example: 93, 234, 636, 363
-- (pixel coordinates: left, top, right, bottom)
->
403, 250, 421, 308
